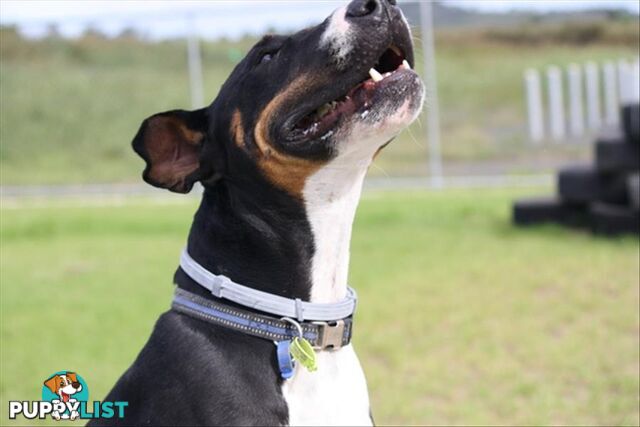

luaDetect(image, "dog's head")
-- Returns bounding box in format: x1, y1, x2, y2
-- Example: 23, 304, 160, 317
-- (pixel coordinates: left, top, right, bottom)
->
43, 372, 83, 402
133, 0, 424, 196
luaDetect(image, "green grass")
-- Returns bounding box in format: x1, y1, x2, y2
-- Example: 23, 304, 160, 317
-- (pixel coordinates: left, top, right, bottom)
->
1, 188, 638, 425
1, 25, 638, 184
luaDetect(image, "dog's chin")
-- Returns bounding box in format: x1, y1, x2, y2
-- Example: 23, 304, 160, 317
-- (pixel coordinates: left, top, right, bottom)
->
335, 71, 425, 147
352, 70, 423, 128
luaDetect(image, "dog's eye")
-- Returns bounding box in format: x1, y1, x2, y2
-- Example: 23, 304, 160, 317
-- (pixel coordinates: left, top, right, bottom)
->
260, 51, 276, 64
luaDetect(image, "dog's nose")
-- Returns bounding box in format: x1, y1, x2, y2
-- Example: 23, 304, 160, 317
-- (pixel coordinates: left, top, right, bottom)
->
72, 382, 81, 389
345, 0, 393, 19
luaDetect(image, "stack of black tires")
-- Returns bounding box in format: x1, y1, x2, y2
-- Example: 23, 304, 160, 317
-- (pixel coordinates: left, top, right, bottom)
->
514, 103, 640, 236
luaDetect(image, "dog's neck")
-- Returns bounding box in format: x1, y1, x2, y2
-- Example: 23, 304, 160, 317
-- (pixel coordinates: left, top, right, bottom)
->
178, 163, 368, 305
302, 164, 368, 303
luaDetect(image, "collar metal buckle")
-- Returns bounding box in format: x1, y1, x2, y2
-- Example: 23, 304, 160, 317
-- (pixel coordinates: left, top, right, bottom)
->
313, 320, 345, 350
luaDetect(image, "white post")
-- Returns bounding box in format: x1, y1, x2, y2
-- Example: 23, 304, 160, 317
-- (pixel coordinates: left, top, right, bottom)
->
567, 63, 584, 138
524, 69, 544, 143
602, 61, 619, 126
630, 59, 640, 104
584, 62, 601, 131
618, 59, 631, 106
419, 2, 443, 188
187, 17, 204, 109
547, 66, 565, 141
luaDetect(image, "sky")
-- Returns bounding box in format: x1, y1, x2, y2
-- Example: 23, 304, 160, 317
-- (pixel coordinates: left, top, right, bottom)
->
1, 0, 639, 40
448, 0, 639, 13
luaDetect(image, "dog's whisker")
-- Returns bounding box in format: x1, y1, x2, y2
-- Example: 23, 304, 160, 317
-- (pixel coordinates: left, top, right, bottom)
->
406, 125, 424, 147
370, 161, 391, 178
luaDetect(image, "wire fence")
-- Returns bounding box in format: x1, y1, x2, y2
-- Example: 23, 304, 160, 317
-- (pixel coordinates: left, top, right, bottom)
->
1, 1, 639, 197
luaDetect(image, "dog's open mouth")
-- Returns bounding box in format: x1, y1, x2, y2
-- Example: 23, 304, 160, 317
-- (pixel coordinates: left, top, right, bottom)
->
291, 45, 413, 141
61, 392, 70, 402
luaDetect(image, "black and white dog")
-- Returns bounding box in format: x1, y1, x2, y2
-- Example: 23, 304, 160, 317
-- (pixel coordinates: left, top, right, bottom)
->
94, 0, 424, 425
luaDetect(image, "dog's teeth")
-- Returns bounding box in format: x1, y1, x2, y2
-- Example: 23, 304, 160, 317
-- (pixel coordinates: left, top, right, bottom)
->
317, 103, 331, 117
402, 60, 411, 70
318, 100, 340, 117
369, 68, 383, 82
320, 130, 334, 141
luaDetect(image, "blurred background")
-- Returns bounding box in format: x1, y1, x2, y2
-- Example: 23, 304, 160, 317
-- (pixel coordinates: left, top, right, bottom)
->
1, 0, 639, 187
1, 1, 639, 426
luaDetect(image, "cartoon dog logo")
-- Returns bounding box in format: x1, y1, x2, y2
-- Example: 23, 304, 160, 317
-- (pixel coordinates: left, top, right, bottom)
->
43, 372, 83, 420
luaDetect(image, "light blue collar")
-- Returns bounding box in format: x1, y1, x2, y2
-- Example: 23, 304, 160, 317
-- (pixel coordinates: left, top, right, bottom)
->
179, 248, 357, 322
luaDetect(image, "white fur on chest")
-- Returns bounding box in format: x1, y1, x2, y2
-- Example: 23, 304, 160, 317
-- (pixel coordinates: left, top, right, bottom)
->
281, 345, 372, 426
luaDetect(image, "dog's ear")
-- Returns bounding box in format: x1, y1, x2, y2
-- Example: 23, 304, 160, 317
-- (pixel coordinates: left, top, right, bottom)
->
66, 372, 78, 383
44, 375, 61, 393
132, 108, 215, 193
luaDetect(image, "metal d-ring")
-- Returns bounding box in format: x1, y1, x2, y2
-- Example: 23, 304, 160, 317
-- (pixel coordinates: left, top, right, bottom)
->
281, 317, 304, 339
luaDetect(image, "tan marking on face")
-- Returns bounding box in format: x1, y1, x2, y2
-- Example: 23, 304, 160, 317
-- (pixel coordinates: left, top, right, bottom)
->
231, 109, 245, 149
253, 75, 326, 197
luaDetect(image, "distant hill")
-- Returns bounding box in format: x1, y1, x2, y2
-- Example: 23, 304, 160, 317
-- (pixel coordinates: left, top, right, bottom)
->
399, 1, 639, 29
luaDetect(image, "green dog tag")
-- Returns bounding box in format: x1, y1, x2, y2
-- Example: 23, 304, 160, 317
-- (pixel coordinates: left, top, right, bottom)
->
290, 337, 317, 372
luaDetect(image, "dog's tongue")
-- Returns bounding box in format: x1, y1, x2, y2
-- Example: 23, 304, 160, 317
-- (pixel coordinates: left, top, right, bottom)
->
62, 392, 69, 403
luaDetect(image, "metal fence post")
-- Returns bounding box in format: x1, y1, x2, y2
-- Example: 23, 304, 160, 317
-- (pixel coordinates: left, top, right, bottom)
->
187, 16, 204, 109
419, 1, 443, 188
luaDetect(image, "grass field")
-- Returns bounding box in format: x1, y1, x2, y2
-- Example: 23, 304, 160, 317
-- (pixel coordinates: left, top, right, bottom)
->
1, 23, 638, 184
1, 188, 638, 426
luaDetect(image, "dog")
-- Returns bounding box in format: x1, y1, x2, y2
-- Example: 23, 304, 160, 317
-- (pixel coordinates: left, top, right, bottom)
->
93, 0, 424, 425
43, 372, 82, 420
